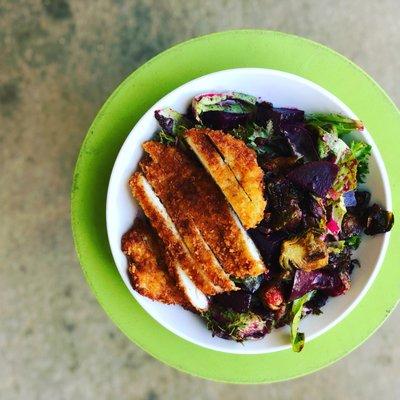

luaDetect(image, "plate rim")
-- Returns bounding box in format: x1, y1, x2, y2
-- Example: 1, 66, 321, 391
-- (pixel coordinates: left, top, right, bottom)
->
71, 29, 400, 383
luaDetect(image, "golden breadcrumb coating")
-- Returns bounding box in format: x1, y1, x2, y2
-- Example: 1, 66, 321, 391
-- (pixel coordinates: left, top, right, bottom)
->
185, 128, 266, 229
141, 141, 266, 278
121, 219, 189, 306
129, 172, 219, 295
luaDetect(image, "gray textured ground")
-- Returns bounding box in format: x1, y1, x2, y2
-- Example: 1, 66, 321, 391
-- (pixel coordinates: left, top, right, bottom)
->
1, 0, 399, 399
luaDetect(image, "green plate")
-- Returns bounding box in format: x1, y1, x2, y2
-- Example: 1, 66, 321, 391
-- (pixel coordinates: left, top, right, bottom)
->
71, 30, 400, 383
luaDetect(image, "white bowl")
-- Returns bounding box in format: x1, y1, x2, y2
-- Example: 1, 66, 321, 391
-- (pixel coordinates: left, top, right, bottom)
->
106, 68, 391, 354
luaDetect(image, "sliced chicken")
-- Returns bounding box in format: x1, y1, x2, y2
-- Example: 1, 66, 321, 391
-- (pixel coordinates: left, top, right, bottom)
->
129, 172, 210, 310
141, 141, 266, 278
185, 128, 266, 229
121, 219, 188, 306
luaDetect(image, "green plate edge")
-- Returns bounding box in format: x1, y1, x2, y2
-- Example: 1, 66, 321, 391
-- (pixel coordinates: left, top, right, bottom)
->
71, 30, 400, 384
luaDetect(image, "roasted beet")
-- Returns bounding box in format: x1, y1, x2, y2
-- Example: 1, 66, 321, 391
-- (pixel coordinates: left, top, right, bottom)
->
248, 230, 288, 268
364, 204, 394, 235
287, 161, 339, 197
324, 272, 351, 297
255, 102, 304, 130
212, 291, 252, 313
281, 123, 319, 162
200, 111, 251, 131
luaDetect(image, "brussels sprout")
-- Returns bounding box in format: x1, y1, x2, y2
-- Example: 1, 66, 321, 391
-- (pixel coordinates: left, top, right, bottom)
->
279, 231, 329, 272
364, 204, 394, 235
203, 307, 269, 341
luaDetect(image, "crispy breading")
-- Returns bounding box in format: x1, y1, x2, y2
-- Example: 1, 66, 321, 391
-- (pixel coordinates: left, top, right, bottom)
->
121, 219, 188, 306
185, 128, 266, 229
141, 144, 236, 292
205, 129, 266, 225
129, 172, 218, 298
141, 141, 266, 278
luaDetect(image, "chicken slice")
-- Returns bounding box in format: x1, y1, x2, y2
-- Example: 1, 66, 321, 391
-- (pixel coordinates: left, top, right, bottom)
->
185, 128, 266, 229
121, 219, 188, 306
129, 172, 210, 310
141, 141, 266, 278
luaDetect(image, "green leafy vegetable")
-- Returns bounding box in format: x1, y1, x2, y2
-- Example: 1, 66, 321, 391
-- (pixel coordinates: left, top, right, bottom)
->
154, 108, 193, 148
192, 92, 257, 120
232, 121, 274, 155
345, 235, 362, 249
306, 113, 363, 137
315, 129, 357, 199
350, 141, 372, 183
290, 291, 315, 352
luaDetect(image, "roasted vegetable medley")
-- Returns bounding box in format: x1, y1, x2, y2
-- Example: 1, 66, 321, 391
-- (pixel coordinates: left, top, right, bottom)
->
149, 92, 394, 352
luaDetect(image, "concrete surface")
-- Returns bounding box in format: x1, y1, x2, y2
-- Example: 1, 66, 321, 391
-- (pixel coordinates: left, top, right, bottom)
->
1, 0, 399, 399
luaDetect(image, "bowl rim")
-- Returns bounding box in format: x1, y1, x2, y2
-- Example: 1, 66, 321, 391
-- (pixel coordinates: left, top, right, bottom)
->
106, 67, 392, 354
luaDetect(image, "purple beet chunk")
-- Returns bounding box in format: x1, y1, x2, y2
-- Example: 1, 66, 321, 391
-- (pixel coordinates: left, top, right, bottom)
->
199, 110, 251, 131
255, 102, 304, 127
287, 161, 339, 197
323, 272, 351, 297
272, 107, 305, 124
212, 291, 252, 313
343, 191, 357, 207
248, 230, 288, 264
281, 123, 319, 162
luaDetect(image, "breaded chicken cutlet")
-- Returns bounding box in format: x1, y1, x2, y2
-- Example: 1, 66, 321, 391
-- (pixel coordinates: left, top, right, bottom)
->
121, 219, 188, 307
129, 172, 210, 311
140, 141, 266, 279
184, 128, 266, 229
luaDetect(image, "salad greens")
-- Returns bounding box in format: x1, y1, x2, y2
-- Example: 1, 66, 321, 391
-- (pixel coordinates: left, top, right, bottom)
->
350, 141, 372, 183
291, 291, 315, 352
153, 91, 394, 352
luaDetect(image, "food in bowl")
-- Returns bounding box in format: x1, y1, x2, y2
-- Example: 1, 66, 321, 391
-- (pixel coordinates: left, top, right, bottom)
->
121, 91, 394, 352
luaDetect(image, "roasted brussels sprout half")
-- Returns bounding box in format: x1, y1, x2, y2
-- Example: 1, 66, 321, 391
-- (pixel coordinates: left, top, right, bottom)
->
364, 204, 394, 235
279, 230, 329, 272
203, 307, 269, 341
